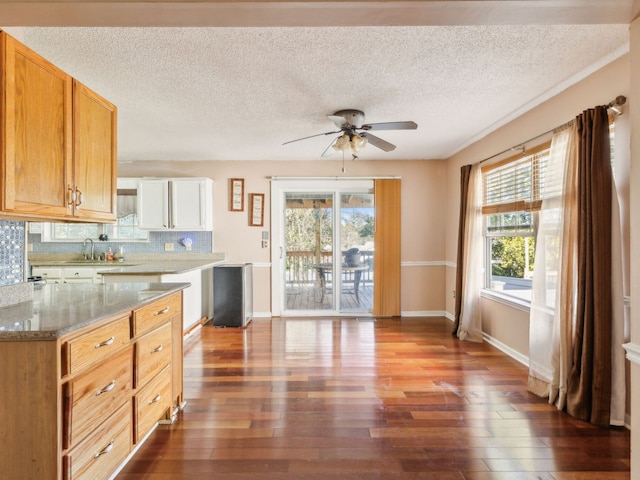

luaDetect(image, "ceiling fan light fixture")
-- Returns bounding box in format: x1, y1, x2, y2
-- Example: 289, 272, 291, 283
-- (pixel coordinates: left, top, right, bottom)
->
283, 108, 417, 158
332, 133, 367, 155
351, 134, 367, 153
332, 134, 351, 152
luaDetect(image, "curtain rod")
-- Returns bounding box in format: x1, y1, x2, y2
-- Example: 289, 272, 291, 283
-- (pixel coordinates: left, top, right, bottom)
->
479, 95, 626, 165
269, 176, 401, 180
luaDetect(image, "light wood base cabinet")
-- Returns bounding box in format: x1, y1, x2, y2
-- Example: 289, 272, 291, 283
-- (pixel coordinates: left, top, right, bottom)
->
0, 291, 184, 480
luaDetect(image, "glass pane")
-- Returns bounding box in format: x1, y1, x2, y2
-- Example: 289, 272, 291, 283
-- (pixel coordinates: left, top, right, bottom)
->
487, 211, 533, 234
489, 235, 534, 301
104, 213, 148, 240
284, 193, 333, 311
51, 223, 100, 240
340, 193, 374, 311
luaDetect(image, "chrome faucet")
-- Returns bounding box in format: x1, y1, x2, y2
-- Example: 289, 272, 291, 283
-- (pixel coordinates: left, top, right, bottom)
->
83, 238, 95, 260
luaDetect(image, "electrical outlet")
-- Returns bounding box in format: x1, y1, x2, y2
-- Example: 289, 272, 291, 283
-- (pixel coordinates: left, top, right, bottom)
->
262, 240, 269, 248
164, 243, 174, 252
185, 245, 192, 251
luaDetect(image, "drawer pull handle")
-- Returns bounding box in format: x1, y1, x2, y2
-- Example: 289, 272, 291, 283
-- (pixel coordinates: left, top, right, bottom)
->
151, 344, 164, 354
95, 336, 115, 349
94, 440, 114, 458
95, 380, 116, 396
154, 307, 170, 316
67, 185, 75, 207
149, 394, 162, 405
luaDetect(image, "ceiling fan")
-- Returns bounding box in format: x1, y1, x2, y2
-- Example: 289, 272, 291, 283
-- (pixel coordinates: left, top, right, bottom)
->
283, 109, 418, 159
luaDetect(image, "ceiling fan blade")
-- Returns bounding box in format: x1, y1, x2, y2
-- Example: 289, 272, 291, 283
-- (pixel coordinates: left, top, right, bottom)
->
283, 130, 342, 145
361, 132, 396, 152
321, 137, 340, 157
328, 115, 348, 128
361, 121, 418, 131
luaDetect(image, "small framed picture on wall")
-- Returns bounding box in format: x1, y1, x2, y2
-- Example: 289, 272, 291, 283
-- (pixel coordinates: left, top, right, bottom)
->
249, 193, 264, 227
229, 178, 244, 211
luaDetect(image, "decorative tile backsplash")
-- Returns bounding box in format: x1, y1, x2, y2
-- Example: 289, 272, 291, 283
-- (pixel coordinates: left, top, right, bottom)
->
0, 220, 26, 286
28, 230, 213, 255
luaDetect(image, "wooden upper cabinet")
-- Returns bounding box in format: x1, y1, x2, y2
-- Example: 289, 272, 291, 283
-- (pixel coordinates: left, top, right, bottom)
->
1, 32, 73, 219
72, 80, 117, 222
0, 31, 117, 223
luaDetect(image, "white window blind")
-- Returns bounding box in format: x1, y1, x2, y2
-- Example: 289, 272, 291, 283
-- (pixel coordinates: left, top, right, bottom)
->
482, 142, 552, 215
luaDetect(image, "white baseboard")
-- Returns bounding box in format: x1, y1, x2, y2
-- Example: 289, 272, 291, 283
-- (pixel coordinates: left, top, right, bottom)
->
482, 332, 530, 367
400, 310, 449, 318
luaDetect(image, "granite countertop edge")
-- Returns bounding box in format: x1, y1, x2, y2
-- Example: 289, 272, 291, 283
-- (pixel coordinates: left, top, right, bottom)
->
29, 253, 227, 276
0, 282, 190, 340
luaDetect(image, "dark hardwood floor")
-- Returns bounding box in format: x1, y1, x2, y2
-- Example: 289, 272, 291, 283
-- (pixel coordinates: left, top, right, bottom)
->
116, 317, 630, 479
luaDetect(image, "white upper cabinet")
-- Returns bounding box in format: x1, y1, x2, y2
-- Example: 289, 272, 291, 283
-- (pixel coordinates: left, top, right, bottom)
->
138, 178, 213, 231
138, 179, 170, 230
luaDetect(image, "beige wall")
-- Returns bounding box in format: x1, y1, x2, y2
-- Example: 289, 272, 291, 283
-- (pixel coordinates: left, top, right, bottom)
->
444, 53, 631, 358
118, 159, 447, 315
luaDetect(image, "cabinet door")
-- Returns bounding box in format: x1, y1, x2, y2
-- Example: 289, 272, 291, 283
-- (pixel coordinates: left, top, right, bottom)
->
1, 32, 73, 219
137, 179, 169, 229
72, 80, 117, 222
171, 178, 212, 230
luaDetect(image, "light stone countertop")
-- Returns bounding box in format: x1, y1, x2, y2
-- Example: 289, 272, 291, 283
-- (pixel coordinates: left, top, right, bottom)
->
29, 253, 226, 276
0, 282, 189, 340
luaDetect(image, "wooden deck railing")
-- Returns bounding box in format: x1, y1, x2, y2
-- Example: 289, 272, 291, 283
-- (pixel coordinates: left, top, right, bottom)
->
285, 250, 373, 286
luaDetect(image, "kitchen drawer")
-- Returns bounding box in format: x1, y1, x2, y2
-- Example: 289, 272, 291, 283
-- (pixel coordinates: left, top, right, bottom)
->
132, 292, 181, 337
135, 322, 172, 388
63, 314, 131, 377
63, 402, 131, 480
32, 267, 63, 280
134, 364, 172, 443
64, 346, 133, 449
63, 267, 94, 280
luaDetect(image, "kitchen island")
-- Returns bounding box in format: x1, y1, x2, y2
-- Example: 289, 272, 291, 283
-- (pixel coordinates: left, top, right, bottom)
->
30, 254, 226, 332
0, 282, 189, 480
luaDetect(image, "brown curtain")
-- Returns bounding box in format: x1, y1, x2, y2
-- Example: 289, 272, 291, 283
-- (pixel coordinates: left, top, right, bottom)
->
566, 106, 612, 426
452, 165, 472, 334
373, 179, 401, 317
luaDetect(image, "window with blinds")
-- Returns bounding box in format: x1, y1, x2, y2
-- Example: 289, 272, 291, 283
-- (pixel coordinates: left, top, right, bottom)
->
481, 142, 551, 300
482, 142, 552, 235
482, 142, 552, 215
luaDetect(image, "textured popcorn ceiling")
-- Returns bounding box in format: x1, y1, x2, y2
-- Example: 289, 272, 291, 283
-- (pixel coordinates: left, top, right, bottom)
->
7, 7, 630, 162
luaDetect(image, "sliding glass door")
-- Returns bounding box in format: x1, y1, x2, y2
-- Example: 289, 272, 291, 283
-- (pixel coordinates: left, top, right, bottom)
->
271, 180, 374, 316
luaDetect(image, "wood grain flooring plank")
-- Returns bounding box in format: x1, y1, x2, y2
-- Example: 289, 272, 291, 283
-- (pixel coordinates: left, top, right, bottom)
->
115, 317, 630, 479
